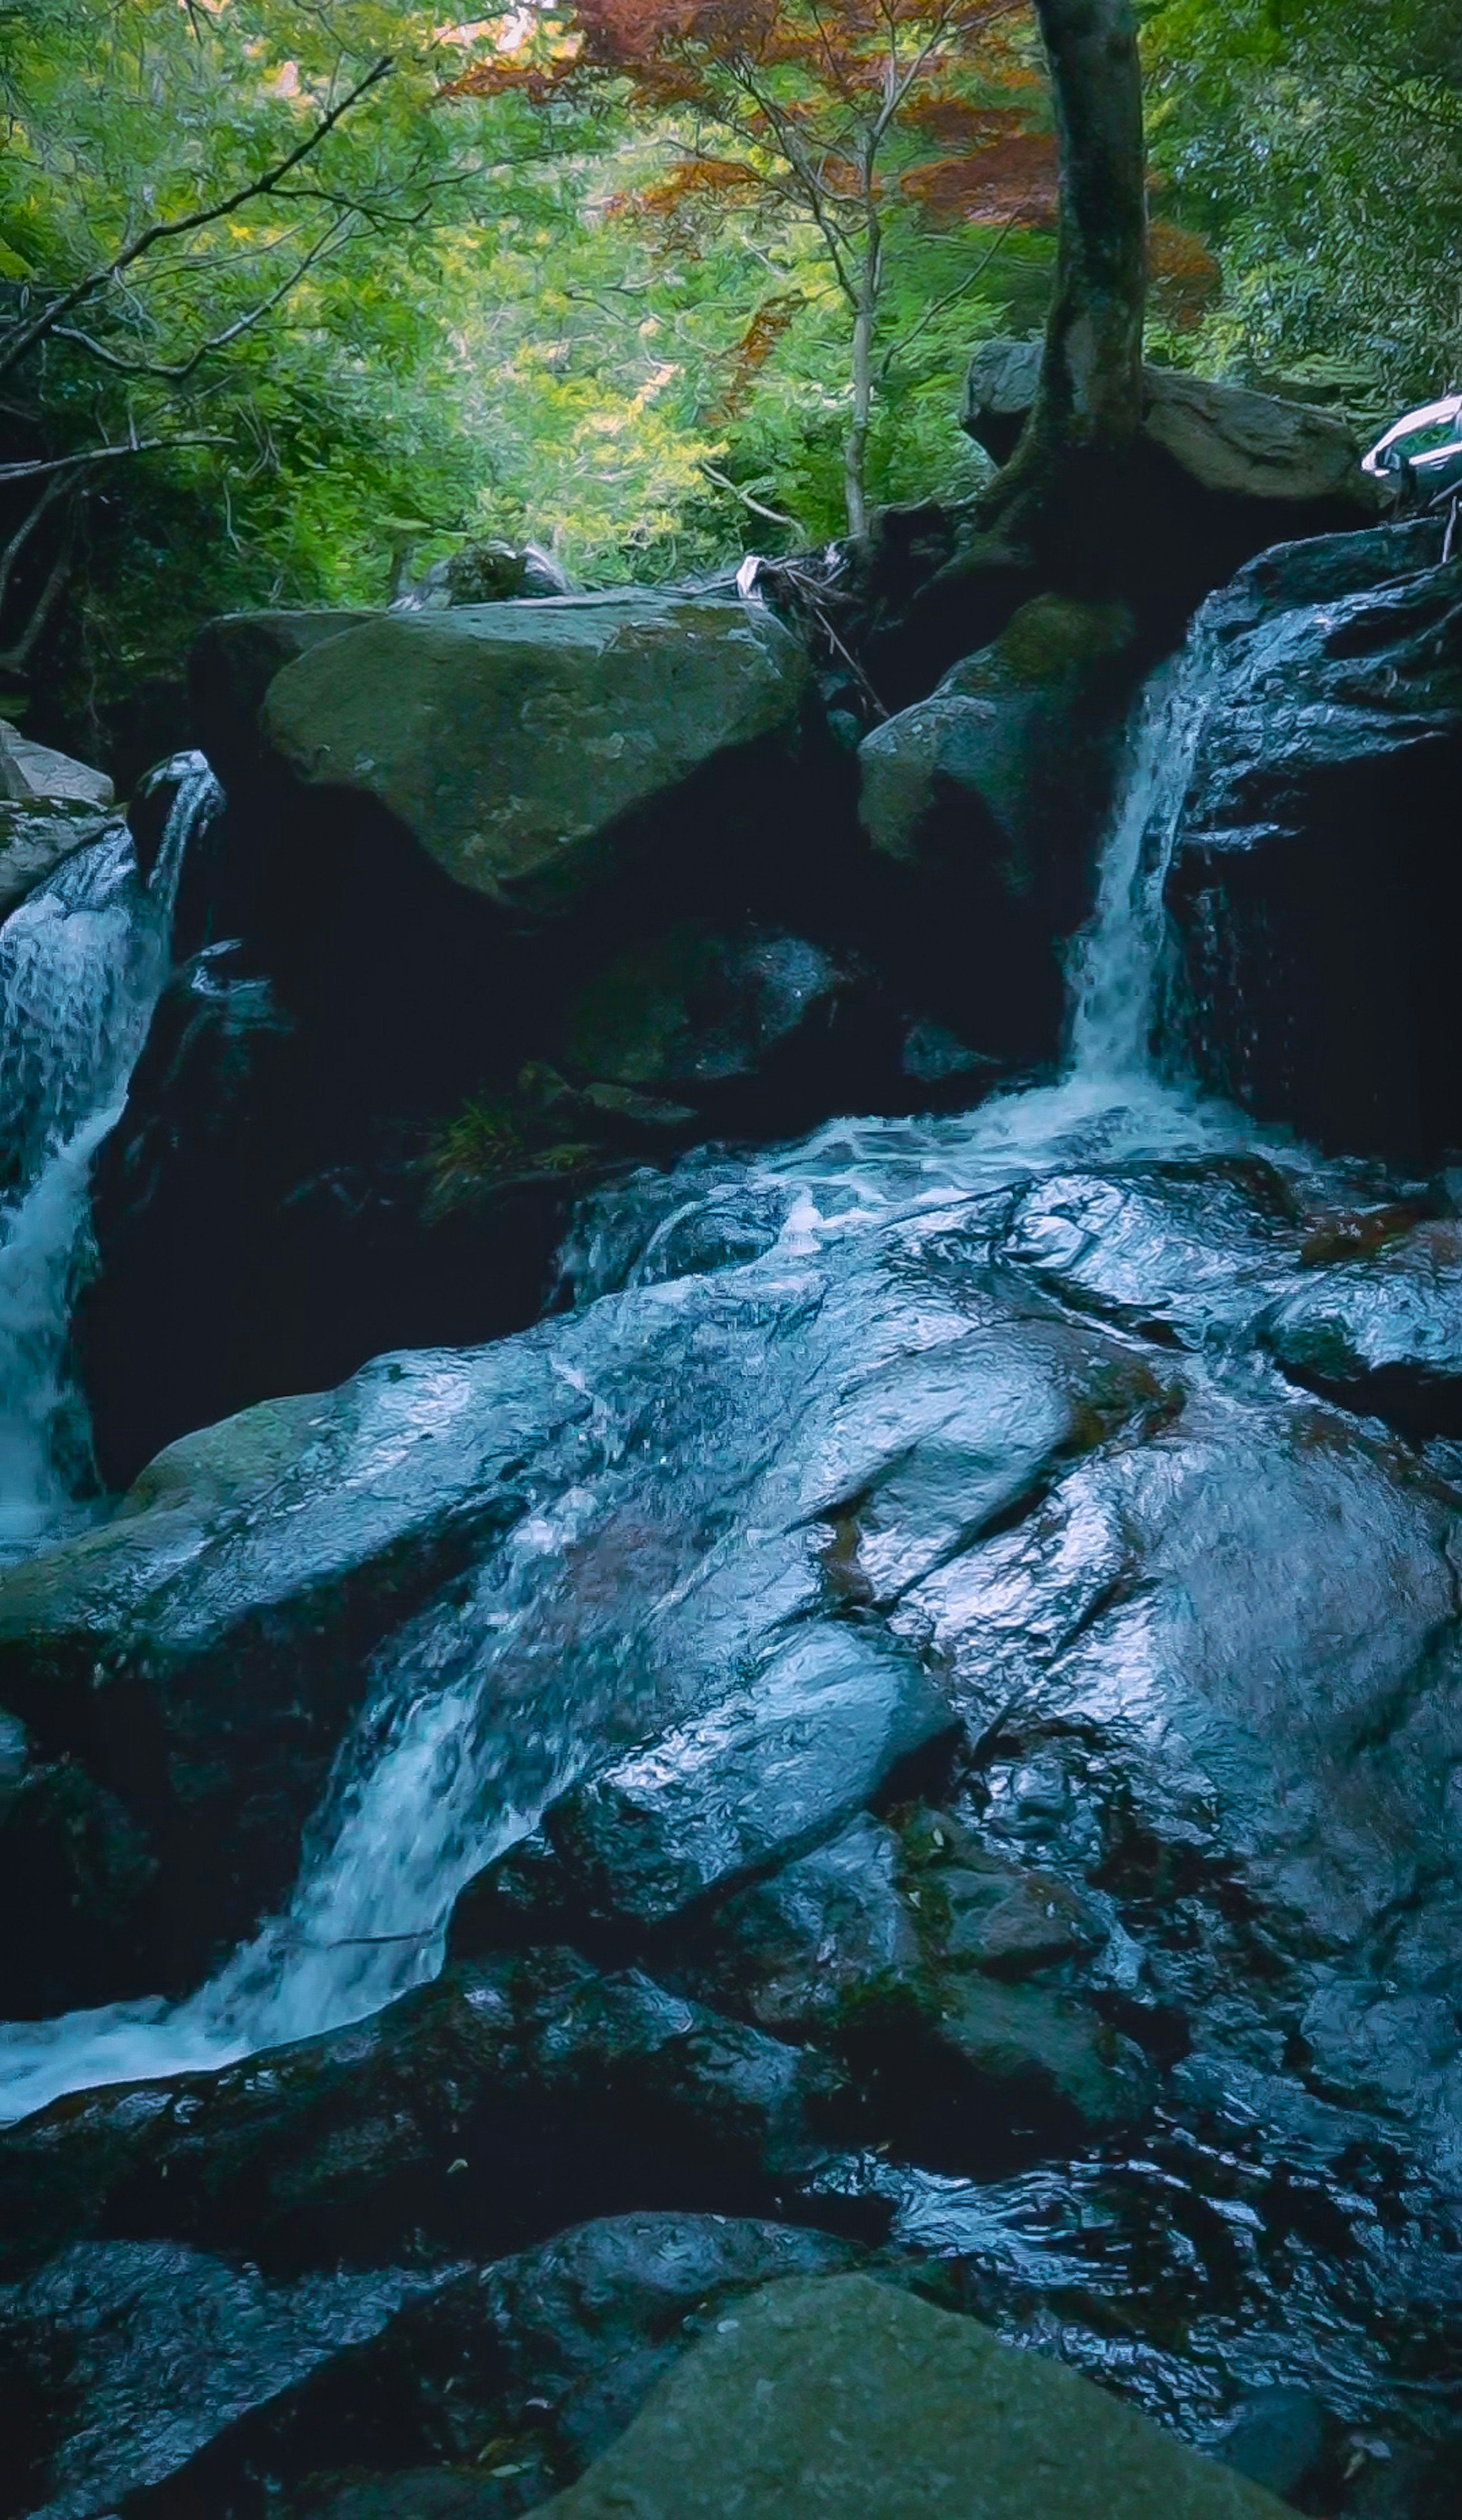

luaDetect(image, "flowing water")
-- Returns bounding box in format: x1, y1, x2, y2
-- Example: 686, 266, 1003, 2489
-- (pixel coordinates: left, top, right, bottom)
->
0, 761, 218, 1555
0, 615, 1253, 2126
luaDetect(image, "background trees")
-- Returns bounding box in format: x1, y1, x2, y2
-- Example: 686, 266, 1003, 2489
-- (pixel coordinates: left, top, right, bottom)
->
444, 0, 1058, 537
2, 0, 1459, 777
1144, 0, 1462, 423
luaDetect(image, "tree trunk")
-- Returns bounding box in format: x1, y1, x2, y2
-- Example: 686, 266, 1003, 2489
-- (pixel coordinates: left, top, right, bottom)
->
844, 190, 883, 541
981, 0, 1146, 558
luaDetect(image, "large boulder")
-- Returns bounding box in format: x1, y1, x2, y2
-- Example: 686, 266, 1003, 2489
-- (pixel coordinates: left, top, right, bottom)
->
1162, 519, 1462, 1154
0, 718, 113, 809
0, 1339, 586, 2004
533, 2272, 1288, 2520
852, 351, 1379, 705
257, 593, 817, 919
0, 2215, 860, 2520
188, 608, 376, 796
857, 595, 1140, 1060
963, 343, 1373, 516
0, 1950, 839, 2281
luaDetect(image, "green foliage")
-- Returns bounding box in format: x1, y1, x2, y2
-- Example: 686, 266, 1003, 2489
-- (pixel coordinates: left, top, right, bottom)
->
1144, 0, 1462, 421
0, 3, 569, 761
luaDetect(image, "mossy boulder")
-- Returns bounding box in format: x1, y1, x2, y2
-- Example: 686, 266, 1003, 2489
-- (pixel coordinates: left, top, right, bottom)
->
856, 595, 1139, 1061
534, 2272, 1289, 2520
258, 593, 816, 919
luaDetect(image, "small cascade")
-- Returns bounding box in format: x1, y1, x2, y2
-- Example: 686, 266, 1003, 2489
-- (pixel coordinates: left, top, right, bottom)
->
0, 621, 1242, 2122
1067, 628, 1218, 1083
0, 757, 218, 1552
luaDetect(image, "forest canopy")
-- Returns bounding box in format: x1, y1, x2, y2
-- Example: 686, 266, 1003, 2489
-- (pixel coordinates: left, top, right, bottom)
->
2, 0, 1459, 770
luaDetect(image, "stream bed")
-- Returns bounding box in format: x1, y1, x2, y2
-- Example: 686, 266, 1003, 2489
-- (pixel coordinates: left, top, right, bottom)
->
0, 598, 1459, 2519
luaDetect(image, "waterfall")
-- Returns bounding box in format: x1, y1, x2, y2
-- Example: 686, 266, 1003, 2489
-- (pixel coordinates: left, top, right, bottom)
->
0, 758, 217, 1552
0, 629, 1238, 2124
1067, 624, 1219, 1084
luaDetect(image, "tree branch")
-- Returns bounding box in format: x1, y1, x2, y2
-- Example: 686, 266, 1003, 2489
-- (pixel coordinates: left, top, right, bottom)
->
0, 432, 230, 483
0, 494, 78, 675
0, 54, 392, 383
49, 213, 354, 382
697, 461, 804, 531
878, 212, 1020, 378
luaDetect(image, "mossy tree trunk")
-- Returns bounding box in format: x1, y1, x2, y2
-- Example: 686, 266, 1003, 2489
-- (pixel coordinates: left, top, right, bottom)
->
981, 0, 1147, 569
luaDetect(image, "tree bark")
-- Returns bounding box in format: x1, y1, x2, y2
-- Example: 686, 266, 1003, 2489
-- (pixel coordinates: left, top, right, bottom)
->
981, 0, 1146, 557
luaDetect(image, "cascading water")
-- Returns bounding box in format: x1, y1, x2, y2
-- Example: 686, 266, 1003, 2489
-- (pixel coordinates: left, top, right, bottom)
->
0, 758, 217, 1554
0, 623, 1241, 2124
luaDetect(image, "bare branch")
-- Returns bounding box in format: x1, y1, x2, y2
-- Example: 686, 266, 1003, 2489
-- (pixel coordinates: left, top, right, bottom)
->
0, 432, 229, 484
697, 461, 804, 531
0, 494, 78, 675
0, 472, 69, 616
878, 213, 1020, 377
0, 55, 392, 384
49, 214, 354, 382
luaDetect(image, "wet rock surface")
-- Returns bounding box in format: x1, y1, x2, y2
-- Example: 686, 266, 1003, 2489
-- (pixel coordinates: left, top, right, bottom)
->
0, 2214, 859, 2520
1261, 1217, 1462, 1435
450, 1624, 957, 1950
0, 1951, 840, 2284
258, 595, 816, 919
531, 2271, 1291, 2520
6, 1129, 1462, 2509
0, 1340, 586, 2003
1163, 519, 1462, 1154
858, 595, 1141, 1063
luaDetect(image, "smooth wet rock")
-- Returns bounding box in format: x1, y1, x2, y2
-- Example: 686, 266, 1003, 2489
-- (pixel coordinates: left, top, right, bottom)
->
449, 1624, 957, 1953
0, 2238, 432, 2520
259, 595, 815, 919
562, 924, 868, 1115
0, 1341, 586, 1997
1261, 1220, 1462, 1435
0, 794, 118, 917
1164, 521, 1462, 1155
0, 718, 113, 810
677, 1813, 922, 2038
0, 1952, 839, 2281
532, 2271, 1289, 2520
892, 1380, 1462, 2137
994, 1155, 1309, 1342
858, 596, 1139, 1060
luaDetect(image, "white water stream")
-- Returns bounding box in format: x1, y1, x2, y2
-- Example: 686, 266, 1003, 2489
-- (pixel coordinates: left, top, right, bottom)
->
0, 764, 215, 1554
0, 637, 1241, 2124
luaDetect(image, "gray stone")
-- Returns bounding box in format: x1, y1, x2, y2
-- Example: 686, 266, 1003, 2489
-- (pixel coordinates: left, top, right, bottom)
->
533, 2272, 1289, 2520
858, 595, 1138, 1064
0, 717, 113, 808
961, 341, 1374, 514
259, 595, 814, 917
1162, 522, 1462, 1155
451, 1625, 957, 1947
1261, 1219, 1462, 1435
0, 794, 118, 918
189, 606, 377, 786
